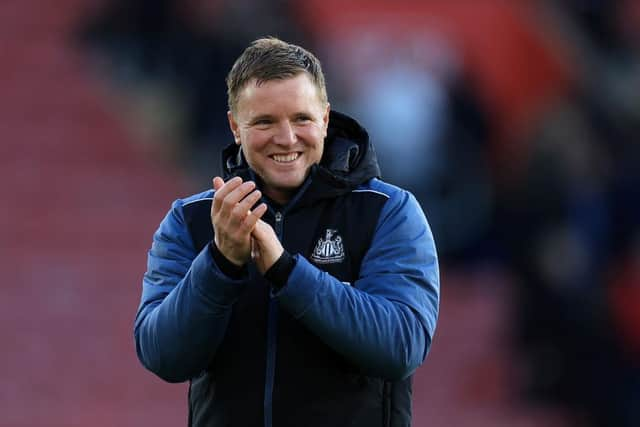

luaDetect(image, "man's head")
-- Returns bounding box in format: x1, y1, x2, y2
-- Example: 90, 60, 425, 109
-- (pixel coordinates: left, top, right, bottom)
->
226, 37, 330, 204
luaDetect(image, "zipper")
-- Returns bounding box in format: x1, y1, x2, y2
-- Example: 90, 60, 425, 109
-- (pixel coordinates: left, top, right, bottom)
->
383, 381, 392, 427
274, 212, 283, 234
264, 210, 284, 427
263, 299, 278, 427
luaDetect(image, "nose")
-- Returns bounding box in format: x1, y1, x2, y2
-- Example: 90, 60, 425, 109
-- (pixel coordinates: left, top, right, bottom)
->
273, 120, 297, 146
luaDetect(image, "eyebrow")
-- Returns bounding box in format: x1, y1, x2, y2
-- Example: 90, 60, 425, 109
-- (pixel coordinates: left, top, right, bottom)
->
249, 114, 275, 124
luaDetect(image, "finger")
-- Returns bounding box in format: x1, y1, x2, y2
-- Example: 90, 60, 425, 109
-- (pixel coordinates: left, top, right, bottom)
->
213, 176, 242, 205
212, 176, 225, 191
233, 189, 262, 219
219, 181, 257, 220
225, 180, 257, 207
212, 177, 243, 213
211, 178, 225, 216
241, 203, 268, 232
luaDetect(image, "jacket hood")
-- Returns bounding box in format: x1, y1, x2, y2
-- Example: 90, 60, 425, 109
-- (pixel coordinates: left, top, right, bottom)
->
221, 110, 381, 207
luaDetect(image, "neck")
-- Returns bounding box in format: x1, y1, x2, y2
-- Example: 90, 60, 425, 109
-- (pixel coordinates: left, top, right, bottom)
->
263, 187, 293, 206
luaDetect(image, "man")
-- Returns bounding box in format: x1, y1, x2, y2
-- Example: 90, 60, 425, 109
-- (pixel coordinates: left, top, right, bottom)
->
135, 37, 440, 427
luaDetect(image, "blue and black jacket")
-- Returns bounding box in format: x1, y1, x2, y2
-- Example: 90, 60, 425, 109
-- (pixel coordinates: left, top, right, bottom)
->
134, 111, 440, 427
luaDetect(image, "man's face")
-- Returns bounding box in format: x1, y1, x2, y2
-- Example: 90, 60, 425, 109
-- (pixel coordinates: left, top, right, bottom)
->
228, 73, 330, 204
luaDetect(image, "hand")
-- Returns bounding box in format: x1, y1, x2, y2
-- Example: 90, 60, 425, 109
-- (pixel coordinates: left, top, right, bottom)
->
251, 219, 284, 275
211, 176, 268, 266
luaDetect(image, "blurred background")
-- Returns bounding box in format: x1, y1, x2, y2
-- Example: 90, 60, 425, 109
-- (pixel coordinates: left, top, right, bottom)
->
1, 0, 639, 426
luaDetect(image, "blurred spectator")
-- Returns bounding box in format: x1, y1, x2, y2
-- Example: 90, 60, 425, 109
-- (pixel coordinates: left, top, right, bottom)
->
497, 96, 615, 420
496, 0, 640, 419
320, 30, 493, 259
79, 0, 311, 181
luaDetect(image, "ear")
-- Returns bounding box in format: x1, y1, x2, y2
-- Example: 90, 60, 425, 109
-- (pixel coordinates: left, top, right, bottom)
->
227, 111, 241, 145
322, 103, 331, 138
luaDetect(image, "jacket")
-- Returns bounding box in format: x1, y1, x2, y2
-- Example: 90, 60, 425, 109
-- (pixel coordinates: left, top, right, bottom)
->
134, 111, 440, 427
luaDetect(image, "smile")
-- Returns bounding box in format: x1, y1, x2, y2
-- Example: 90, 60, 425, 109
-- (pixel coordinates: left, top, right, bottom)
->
270, 153, 300, 163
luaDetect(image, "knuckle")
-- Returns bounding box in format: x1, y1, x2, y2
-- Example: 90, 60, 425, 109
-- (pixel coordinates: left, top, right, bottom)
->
231, 204, 245, 216
242, 196, 258, 208
222, 198, 234, 209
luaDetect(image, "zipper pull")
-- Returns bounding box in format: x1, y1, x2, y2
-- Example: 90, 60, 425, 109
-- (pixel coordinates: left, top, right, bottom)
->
274, 212, 283, 237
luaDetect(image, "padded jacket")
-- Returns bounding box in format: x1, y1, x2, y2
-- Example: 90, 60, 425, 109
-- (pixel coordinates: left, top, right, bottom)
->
134, 111, 440, 427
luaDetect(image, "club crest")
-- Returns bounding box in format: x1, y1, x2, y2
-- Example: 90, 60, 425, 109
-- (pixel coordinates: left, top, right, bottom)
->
311, 229, 345, 264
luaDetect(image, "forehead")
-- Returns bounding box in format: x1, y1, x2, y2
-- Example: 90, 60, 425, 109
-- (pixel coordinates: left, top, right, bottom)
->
235, 73, 324, 116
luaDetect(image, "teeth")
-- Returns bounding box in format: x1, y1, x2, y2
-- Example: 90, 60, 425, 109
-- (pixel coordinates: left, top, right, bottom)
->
271, 153, 299, 163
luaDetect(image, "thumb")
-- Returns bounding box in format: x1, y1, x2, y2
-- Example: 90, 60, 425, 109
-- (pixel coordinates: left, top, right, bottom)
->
252, 219, 269, 240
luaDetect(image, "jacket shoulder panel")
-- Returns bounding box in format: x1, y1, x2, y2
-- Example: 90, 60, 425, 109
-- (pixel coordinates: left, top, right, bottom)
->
180, 189, 215, 252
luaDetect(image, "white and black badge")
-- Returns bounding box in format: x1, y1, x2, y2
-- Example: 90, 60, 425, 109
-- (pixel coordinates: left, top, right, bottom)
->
311, 229, 345, 264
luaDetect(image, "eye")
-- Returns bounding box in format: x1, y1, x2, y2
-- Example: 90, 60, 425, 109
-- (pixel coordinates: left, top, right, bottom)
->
253, 118, 273, 126
295, 115, 312, 123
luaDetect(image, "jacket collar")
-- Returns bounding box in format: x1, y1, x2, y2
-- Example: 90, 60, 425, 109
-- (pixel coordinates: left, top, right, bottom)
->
221, 110, 381, 208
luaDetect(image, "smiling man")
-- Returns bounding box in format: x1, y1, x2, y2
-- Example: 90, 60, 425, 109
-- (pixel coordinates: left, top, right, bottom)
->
134, 37, 440, 427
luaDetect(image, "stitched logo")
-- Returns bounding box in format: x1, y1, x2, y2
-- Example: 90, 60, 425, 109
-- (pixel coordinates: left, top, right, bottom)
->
311, 229, 345, 264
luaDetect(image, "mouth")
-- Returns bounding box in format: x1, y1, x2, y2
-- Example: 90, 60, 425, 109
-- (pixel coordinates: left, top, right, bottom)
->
270, 152, 300, 164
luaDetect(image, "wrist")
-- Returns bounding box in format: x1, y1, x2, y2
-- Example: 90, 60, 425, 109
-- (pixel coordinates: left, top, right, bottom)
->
264, 250, 295, 292
209, 242, 247, 279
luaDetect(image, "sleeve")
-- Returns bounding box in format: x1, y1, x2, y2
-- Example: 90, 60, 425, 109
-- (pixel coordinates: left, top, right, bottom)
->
133, 199, 248, 383
274, 189, 439, 380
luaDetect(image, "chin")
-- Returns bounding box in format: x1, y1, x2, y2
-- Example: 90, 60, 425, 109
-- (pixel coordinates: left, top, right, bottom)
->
272, 173, 305, 188
275, 181, 303, 192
